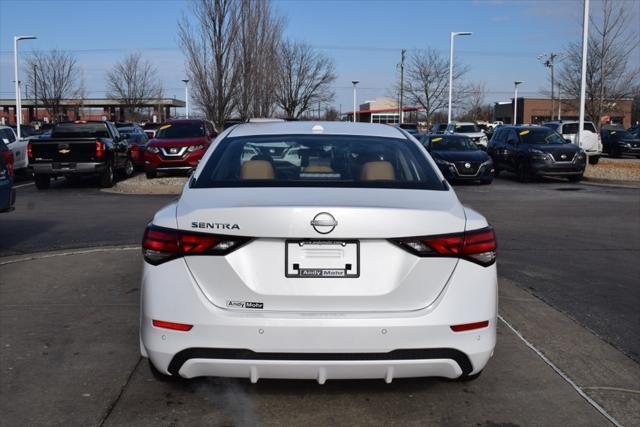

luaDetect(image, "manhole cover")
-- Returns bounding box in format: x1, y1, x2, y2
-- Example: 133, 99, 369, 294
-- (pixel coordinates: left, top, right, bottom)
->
555, 187, 583, 191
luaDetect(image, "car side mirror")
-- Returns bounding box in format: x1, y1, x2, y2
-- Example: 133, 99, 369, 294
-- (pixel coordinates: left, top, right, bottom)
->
120, 133, 130, 140
564, 138, 572, 144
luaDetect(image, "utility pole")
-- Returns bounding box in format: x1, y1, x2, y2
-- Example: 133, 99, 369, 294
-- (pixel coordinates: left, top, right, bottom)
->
399, 49, 406, 124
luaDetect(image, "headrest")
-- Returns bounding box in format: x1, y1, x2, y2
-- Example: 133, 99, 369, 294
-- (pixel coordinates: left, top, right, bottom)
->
241, 160, 275, 180
360, 161, 395, 181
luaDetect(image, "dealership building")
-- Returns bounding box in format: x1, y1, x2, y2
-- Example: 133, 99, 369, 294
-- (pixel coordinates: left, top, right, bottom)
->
494, 97, 636, 127
344, 97, 425, 124
0, 98, 186, 125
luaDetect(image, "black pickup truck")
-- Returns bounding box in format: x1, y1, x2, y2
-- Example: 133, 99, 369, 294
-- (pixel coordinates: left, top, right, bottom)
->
29, 121, 134, 189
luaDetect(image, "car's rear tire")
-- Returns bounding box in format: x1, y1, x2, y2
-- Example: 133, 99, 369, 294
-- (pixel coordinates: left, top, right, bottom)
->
516, 161, 530, 183
588, 156, 600, 165
34, 174, 50, 190
148, 359, 181, 383
99, 164, 114, 188
120, 159, 134, 179
568, 174, 583, 182
145, 170, 157, 179
456, 370, 483, 382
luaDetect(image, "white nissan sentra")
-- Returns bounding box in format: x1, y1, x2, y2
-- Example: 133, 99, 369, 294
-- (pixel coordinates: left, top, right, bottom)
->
140, 121, 497, 383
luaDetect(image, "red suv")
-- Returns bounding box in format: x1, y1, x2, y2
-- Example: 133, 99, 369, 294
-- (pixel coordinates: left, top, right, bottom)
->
144, 119, 217, 178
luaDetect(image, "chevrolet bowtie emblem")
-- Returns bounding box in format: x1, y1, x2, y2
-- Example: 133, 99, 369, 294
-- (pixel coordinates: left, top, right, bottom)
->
59, 149, 71, 154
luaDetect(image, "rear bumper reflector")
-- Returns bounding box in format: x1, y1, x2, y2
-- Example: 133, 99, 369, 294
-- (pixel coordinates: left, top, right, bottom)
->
450, 320, 489, 332
152, 320, 193, 331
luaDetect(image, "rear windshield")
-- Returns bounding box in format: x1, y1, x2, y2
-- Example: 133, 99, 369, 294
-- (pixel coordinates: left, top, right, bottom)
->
454, 124, 480, 133
193, 134, 445, 190
562, 122, 596, 134
51, 123, 110, 138
155, 123, 205, 139
518, 128, 567, 145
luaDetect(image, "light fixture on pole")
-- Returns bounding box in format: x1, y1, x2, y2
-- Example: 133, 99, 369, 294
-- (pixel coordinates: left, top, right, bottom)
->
538, 52, 560, 120
447, 31, 472, 124
577, 0, 590, 149
513, 81, 524, 124
14, 35, 37, 140
352, 80, 359, 123
181, 79, 189, 119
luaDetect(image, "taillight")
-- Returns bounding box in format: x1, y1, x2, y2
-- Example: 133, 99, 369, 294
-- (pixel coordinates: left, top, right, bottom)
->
1, 151, 13, 178
152, 320, 193, 331
391, 227, 497, 266
27, 142, 33, 160
142, 224, 251, 265
96, 141, 104, 159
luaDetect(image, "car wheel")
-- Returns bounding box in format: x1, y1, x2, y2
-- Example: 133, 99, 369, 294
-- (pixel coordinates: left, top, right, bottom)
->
568, 174, 583, 182
34, 174, 50, 190
148, 359, 182, 383
588, 156, 600, 165
121, 159, 134, 178
99, 164, 114, 188
516, 162, 530, 183
145, 170, 157, 179
453, 370, 483, 382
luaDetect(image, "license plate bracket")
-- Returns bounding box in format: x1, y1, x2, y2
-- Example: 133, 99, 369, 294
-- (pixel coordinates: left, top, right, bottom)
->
285, 240, 360, 278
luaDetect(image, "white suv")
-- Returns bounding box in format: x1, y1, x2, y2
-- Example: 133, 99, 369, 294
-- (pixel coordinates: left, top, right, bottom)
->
542, 121, 602, 164
446, 122, 489, 148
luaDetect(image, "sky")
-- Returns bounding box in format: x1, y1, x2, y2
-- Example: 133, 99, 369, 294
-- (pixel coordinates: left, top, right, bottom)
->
0, 0, 638, 116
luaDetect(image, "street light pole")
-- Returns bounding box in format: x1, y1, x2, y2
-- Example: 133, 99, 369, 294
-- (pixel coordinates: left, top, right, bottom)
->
352, 80, 359, 123
577, 0, 590, 149
181, 79, 189, 119
34, 64, 38, 121
399, 49, 406, 124
13, 35, 37, 140
447, 31, 472, 124
513, 81, 524, 124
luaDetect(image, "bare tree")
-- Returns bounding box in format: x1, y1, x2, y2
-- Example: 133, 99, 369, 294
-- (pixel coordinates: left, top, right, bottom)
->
558, 0, 640, 128
106, 52, 163, 121
179, 0, 240, 128
275, 40, 336, 119
235, 0, 283, 120
25, 50, 82, 122
459, 82, 492, 121
405, 48, 469, 127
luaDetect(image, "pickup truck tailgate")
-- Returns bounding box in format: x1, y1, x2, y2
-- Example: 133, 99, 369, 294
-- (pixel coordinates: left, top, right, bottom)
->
31, 139, 100, 163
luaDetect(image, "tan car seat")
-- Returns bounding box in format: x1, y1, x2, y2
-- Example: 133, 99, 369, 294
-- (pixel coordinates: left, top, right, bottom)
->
360, 161, 395, 180
241, 160, 275, 179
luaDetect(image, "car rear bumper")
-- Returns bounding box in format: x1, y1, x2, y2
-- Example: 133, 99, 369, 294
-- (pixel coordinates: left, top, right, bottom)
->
140, 258, 497, 381
30, 162, 106, 175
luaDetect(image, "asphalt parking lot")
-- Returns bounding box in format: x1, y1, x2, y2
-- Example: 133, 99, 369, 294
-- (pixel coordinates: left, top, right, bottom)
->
1, 176, 639, 426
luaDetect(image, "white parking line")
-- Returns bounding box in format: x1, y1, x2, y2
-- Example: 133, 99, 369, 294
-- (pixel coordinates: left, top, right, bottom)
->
13, 182, 35, 189
498, 314, 621, 427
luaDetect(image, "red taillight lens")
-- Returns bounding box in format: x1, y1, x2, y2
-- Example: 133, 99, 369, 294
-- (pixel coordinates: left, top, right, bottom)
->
391, 227, 497, 266
152, 320, 193, 331
142, 225, 250, 265
451, 320, 489, 332
96, 141, 104, 159
27, 142, 33, 160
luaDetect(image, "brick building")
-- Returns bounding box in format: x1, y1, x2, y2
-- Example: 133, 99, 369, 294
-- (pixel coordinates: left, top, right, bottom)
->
494, 97, 635, 128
